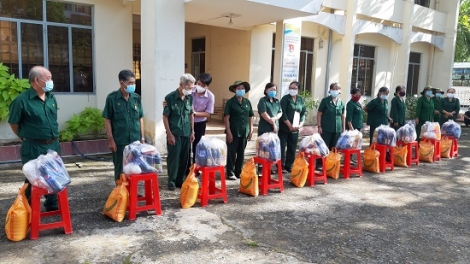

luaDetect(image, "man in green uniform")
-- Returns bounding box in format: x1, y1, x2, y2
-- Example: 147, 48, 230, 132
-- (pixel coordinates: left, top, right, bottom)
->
279, 81, 306, 173
103, 69, 144, 182
8, 66, 60, 211
163, 74, 195, 190
224, 81, 254, 180
317, 83, 345, 149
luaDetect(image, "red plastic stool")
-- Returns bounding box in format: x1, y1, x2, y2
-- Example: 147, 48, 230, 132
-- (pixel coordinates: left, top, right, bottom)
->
303, 152, 327, 186
448, 136, 459, 158
253, 157, 284, 195
397, 141, 419, 166
422, 138, 441, 162
374, 144, 395, 172
196, 166, 227, 207
30, 186, 72, 240
339, 148, 362, 179
126, 172, 162, 220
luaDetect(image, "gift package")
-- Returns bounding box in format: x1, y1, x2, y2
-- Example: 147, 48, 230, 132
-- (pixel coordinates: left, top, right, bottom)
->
335, 130, 363, 150
420, 122, 441, 140
123, 141, 162, 175
372, 125, 397, 146
441, 120, 461, 139
299, 133, 330, 156
195, 136, 227, 167
22, 150, 71, 193
396, 124, 417, 143
256, 132, 281, 161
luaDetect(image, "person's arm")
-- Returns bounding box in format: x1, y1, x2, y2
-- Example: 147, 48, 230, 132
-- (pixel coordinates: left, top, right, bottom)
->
390, 98, 398, 127
455, 99, 461, 118
299, 97, 307, 126
104, 118, 117, 152
316, 98, 325, 133
248, 116, 253, 140
162, 97, 175, 145
139, 118, 145, 143
415, 97, 422, 124
9, 124, 20, 138
341, 113, 346, 132
346, 102, 354, 130
224, 100, 233, 143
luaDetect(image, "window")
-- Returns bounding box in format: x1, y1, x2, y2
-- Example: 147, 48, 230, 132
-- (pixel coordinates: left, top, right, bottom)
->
407, 52, 421, 96
351, 45, 375, 96
133, 43, 141, 96
299, 37, 314, 93
414, 0, 430, 8
191, 38, 205, 77
0, 0, 94, 93
452, 67, 470, 87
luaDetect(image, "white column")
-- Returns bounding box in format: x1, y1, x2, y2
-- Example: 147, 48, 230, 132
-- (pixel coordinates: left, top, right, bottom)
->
140, 0, 185, 153
248, 24, 275, 110
392, 0, 413, 89
272, 21, 284, 94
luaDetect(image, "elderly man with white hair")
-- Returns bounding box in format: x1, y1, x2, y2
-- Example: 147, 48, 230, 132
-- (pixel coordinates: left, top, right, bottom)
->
163, 73, 196, 191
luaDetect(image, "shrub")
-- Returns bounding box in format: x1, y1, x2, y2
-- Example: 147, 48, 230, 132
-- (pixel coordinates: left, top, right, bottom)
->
59, 107, 105, 141
405, 95, 418, 120
0, 63, 30, 120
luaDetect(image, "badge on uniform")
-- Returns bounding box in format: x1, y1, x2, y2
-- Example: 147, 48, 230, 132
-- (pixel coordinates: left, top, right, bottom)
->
117, 103, 120, 106
134, 104, 137, 109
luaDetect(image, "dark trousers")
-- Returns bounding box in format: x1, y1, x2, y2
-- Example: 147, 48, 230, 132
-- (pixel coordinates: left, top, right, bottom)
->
319, 131, 341, 166
187, 121, 207, 169
112, 144, 126, 182
21, 140, 60, 210
167, 136, 190, 188
278, 130, 299, 170
226, 136, 247, 177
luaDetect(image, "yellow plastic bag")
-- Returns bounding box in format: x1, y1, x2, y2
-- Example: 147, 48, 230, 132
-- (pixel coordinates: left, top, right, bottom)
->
440, 137, 452, 158
103, 174, 129, 222
419, 140, 434, 163
326, 147, 342, 179
290, 152, 309, 187
363, 145, 380, 173
5, 183, 31, 242
393, 145, 408, 167
239, 158, 259, 197
180, 164, 199, 208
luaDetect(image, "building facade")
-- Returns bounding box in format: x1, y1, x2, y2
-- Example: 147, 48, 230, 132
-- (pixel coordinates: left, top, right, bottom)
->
0, 0, 460, 152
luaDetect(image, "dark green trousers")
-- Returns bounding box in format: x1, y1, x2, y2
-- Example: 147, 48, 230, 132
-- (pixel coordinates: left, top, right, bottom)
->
21, 140, 60, 211
278, 130, 298, 171
167, 136, 190, 188
321, 131, 341, 150
226, 136, 247, 177
112, 144, 126, 182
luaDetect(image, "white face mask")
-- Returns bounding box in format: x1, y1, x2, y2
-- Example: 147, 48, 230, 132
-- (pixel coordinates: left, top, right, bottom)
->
195, 85, 206, 93
182, 89, 192, 96
289, 89, 298, 96
447, 93, 455, 98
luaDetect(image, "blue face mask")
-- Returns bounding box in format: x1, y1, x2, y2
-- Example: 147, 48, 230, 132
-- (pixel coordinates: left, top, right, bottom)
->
236, 90, 245, 97
436, 93, 442, 98
330, 90, 339, 97
425, 91, 433, 97
125, 84, 136, 93
267, 91, 276, 98
380, 94, 388, 100
41, 79, 54, 92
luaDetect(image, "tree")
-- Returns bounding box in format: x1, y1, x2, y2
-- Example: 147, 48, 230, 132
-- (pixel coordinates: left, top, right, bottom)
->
455, 0, 470, 62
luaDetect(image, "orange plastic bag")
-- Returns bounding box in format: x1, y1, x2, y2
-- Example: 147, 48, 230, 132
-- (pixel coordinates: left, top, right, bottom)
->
363, 145, 380, 173
326, 147, 342, 179
239, 158, 259, 197
419, 140, 434, 163
393, 145, 408, 167
103, 174, 129, 222
5, 183, 31, 242
180, 164, 199, 208
290, 152, 309, 187
440, 137, 452, 158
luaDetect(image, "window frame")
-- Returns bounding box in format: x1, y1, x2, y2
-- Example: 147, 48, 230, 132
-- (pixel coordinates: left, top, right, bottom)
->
351, 44, 376, 96
407, 52, 421, 96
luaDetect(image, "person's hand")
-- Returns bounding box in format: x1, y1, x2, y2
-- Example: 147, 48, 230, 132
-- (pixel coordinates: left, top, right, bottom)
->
434, 110, 439, 115
318, 127, 323, 134
247, 131, 253, 141
289, 125, 296, 132
394, 123, 398, 127
167, 133, 176, 145
226, 132, 233, 144
415, 118, 419, 125
140, 138, 145, 144
388, 117, 393, 123
272, 123, 278, 133
108, 138, 117, 152
190, 133, 195, 143
162, 101, 167, 107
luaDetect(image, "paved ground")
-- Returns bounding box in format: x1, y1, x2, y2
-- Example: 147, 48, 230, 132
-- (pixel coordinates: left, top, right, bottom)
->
0, 128, 469, 264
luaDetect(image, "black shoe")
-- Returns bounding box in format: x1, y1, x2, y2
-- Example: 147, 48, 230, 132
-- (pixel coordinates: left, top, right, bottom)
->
45, 206, 59, 212
282, 169, 288, 174
168, 186, 176, 191
227, 175, 237, 180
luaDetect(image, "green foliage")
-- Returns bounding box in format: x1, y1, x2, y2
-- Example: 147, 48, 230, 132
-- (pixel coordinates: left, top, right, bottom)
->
362, 99, 369, 123
455, 0, 470, 61
59, 107, 105, 141
298, 90, 320, 116
0, 63, 31, 121
405, 95, 418, 120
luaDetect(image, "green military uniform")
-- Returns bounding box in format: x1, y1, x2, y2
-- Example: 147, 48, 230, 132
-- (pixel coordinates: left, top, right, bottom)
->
440, 97, 460, 125
415, 96, 434, 140
318, 96, 345, 149
432, 97, 442, 123
279, 94, 306, 171
346, 99, 363, 130
257, 96, 282, 136
102, 90, 144, 181
8, 87, 60, 211
163, 89, 193, 188
224, 96, 254, 177
366, 97, 389, 142
390, 95, 406, 130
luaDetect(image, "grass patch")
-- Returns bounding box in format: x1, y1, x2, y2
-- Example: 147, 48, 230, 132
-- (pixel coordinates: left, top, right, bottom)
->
244, 239, 260, 247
